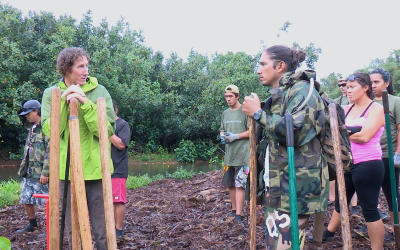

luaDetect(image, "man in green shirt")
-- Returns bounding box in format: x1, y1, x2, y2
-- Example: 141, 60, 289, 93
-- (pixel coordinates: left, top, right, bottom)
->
220, 84, 250, 224
335, 76, 349, 105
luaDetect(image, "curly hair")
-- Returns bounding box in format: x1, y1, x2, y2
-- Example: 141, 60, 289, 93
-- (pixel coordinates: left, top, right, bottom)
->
56, 47, 90, 77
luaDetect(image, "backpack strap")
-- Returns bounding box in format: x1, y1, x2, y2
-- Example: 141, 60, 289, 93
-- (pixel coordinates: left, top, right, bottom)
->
359, 101, 374, 118
339, 96, 343, 105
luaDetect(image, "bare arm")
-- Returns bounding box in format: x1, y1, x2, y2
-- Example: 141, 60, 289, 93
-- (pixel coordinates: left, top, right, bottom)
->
238, 130, 250, 139
350, 105, 385, 143
110, 134, 126, 150
396, 124, 400, 154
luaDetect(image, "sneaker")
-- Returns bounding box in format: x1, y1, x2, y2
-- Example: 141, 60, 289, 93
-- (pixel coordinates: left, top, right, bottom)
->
351, 206, 359, 215
116, 228, 124, 237
354, 225, 368, 234
229, 210, 236, 218
306, 234, 334, 243
16, 223, 35, 233
234, 215, 244, 225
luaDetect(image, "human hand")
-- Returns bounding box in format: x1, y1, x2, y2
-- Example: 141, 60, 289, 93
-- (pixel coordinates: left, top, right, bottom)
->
243, 93, 261, 117
39, 174, 49, 184
62, 84, 86, 98
66, 93, 88, 104
224, 132, 239, 143
394, 152, 400, 168
220, 134, 226, 144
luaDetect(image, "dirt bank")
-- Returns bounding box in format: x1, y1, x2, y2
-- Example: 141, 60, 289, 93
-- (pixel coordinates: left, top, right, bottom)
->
0, 170, 396, 249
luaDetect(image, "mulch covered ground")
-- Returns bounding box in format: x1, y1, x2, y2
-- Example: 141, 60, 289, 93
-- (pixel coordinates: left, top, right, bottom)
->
0, 170, 397, 249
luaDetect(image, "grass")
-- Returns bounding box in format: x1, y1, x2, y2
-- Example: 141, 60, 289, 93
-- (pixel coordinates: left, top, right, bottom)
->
0, 168, 198, 208
126, 167, 196, 190
0, 179, 20, 208
132, 152, 176, 162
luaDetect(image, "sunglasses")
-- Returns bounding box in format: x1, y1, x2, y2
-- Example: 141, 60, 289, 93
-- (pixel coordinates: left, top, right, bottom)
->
338, 83, 347, 88
346, 74, 363, 82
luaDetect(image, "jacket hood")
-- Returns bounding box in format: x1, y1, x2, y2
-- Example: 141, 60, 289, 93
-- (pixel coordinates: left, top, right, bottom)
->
280, 70, 320, 92
57, 76, 98, 93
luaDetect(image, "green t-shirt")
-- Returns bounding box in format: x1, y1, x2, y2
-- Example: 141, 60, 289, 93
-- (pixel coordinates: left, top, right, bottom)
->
220, 106, 250, 167
334, 95, 349, 106
375, 95, 400, 158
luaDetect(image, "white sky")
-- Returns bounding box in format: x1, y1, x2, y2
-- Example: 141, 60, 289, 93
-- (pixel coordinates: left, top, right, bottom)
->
6, 0, 400, 79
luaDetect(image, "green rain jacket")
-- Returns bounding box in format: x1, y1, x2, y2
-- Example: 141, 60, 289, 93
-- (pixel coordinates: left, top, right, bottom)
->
258, 70, 329, 214
41, 77, 116, 180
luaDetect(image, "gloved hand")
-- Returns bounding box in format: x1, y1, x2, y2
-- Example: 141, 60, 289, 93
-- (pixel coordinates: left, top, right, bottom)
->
220, 134, 226, 145
346, 126, 362, 136
394, 152, 400, 168
224, 132, 239, 143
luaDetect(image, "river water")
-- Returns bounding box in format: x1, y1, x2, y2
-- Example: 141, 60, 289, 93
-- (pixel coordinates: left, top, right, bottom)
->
0, 162, 222, 182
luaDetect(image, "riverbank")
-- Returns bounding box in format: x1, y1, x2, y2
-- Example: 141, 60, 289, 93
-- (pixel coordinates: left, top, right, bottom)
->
0, 156, 209, 167
0, 170, 396, 249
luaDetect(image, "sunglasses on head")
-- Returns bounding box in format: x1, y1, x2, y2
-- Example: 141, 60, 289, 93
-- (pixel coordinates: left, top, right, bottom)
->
346, 74, 362, 82
338, 83, 346, 87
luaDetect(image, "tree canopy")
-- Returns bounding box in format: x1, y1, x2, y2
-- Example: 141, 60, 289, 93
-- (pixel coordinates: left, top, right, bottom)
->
1, 3, 399, 160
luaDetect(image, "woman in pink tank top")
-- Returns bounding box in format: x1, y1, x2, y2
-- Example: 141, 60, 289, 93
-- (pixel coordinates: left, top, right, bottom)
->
322, 73, 386, 250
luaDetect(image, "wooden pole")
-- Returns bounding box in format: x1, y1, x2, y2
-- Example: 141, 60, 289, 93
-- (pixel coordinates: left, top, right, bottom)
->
49, 87, 61, 250
70, 164, 82, 249
249, 117, 257, 250
97, 97, 117, 250
328, 103, 352, 250
68, 98, 93, 250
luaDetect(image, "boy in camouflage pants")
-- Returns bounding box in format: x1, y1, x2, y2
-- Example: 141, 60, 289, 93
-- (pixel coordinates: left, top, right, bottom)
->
17, 100, 49, 233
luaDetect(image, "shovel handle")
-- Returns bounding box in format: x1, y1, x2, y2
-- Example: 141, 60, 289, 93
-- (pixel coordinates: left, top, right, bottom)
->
285, 114, 299, 250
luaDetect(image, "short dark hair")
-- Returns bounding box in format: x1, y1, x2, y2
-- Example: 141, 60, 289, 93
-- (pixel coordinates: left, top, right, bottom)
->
56, 47, 90, 77
266, 45, 306, 72
353, 72, 374, 100
370, 68, 393, 95
112, 99, 118, 110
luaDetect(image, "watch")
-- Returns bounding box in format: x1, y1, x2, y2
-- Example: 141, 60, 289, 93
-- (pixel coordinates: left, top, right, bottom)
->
253, 109, 263, 121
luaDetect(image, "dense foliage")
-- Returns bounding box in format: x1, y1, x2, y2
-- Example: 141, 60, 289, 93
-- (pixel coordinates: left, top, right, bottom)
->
0, 3, 264, 159
2, 3, 398, 162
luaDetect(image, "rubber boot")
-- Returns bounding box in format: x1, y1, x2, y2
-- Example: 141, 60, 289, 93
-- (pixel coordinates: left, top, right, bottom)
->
17, 218, 37, 233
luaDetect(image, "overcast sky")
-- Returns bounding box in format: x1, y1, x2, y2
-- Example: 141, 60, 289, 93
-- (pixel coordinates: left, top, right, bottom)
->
6, 0, 400, 80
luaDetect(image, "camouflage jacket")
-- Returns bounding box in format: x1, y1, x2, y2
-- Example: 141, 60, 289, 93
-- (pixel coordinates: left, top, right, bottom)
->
18, 123, 50, 179
257, 70, 329, 214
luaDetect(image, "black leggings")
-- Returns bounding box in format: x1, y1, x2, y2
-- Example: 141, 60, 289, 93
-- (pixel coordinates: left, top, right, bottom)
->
381, 158, 400, 212
335, 160, 384, 222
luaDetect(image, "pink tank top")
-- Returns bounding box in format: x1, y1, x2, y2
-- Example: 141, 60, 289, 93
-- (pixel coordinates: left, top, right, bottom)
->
345, 103, 384, 164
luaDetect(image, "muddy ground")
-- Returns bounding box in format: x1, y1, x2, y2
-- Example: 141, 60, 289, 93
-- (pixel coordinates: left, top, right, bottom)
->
0, 170, 396, 249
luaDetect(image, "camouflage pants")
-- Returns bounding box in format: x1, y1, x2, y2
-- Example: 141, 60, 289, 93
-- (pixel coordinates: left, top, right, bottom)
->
20, 178, 49, 205
222, 166, 249, 188
264, 205, 309, 250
